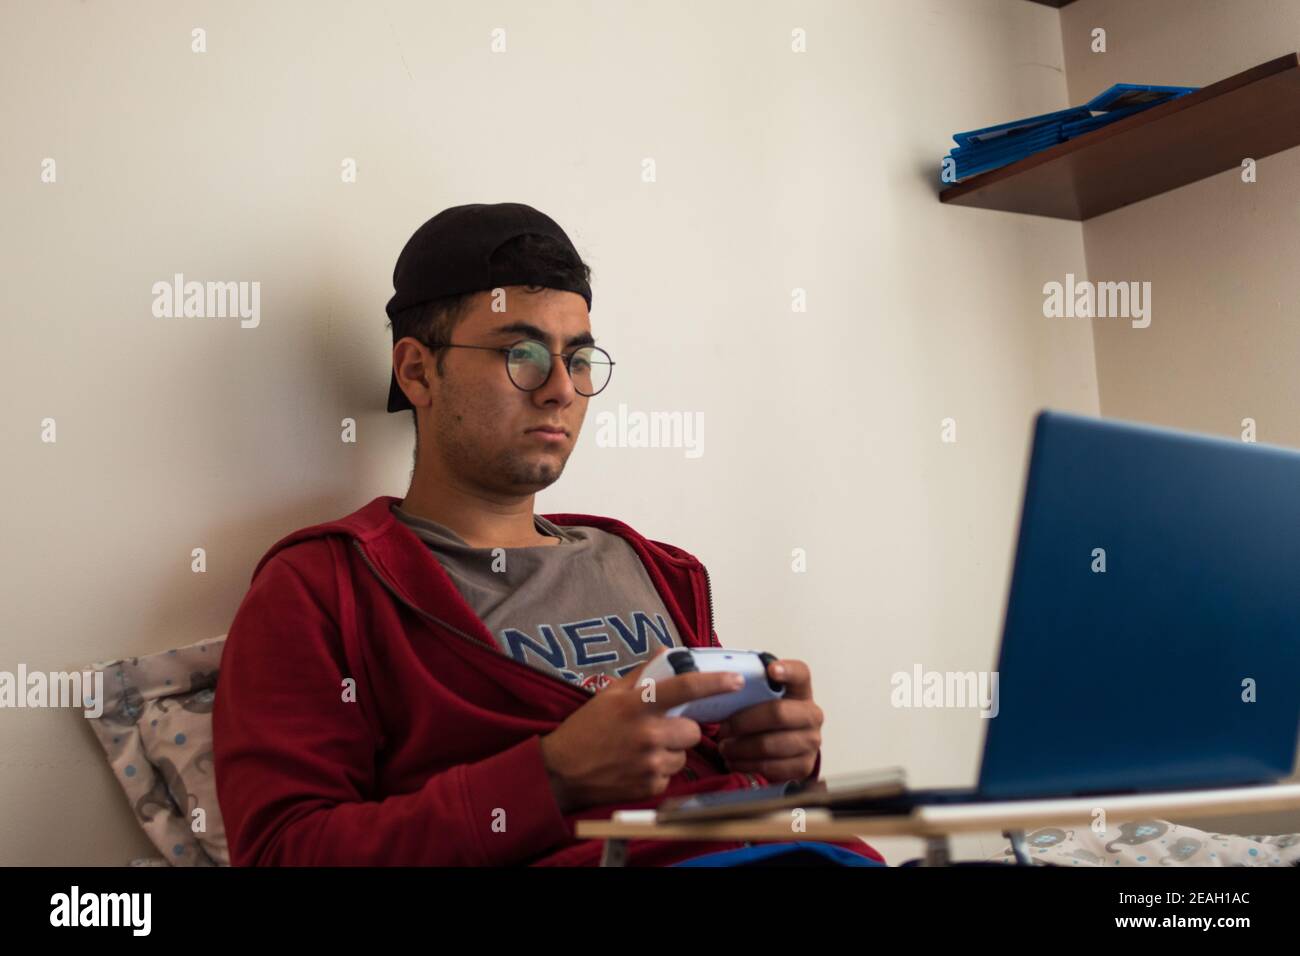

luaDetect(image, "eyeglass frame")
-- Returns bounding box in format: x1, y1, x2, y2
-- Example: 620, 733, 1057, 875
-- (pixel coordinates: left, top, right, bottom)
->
419, 337, 615, 396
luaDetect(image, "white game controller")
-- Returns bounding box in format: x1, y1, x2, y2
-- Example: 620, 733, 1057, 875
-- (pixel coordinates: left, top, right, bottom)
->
639, 648, 786, 723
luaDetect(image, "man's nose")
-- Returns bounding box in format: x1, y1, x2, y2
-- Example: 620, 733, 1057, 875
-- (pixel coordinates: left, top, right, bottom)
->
532, 353, 577, 404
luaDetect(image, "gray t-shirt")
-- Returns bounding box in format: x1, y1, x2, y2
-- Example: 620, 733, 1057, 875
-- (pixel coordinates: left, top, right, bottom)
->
391, 503, 682, 693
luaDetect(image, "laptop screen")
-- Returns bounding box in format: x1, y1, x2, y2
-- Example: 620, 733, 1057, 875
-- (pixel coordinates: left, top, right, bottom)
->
977, 411, 1300, 798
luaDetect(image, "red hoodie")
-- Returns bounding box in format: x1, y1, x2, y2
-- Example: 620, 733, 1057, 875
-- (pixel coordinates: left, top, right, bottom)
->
212, 495, 884, 866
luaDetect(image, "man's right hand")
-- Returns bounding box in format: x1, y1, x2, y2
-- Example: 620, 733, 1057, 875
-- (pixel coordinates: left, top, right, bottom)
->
538, 649, 744, 814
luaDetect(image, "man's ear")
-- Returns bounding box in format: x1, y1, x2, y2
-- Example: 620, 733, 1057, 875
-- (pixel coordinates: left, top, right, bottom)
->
394, 338, 435, 405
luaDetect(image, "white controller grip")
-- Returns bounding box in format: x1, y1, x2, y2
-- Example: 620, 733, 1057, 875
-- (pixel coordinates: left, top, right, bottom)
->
638, 648, 786, 723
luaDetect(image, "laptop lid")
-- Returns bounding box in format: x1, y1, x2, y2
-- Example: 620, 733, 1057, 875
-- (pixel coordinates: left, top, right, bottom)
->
977, 410, 1300, 799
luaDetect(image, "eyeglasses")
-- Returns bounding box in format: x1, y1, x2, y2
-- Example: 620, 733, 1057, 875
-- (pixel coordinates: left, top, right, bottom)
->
425, 337, 614, 396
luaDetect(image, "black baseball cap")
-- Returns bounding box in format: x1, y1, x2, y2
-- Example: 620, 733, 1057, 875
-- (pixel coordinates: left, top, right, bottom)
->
384, 202, 593, 413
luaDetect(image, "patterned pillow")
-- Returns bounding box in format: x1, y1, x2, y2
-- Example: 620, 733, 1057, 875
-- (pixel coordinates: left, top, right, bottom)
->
987, 819, 1300, 866
85, 635, 228, 866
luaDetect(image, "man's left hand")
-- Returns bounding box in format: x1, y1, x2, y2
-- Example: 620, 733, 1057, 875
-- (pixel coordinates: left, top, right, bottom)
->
715, 658, 822, 784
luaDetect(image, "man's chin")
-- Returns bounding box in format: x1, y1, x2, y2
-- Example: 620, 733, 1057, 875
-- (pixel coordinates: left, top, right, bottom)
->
502, 454, 567, 492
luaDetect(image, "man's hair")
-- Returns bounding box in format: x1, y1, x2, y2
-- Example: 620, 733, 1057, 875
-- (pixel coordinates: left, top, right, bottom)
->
387, 232, 593, 461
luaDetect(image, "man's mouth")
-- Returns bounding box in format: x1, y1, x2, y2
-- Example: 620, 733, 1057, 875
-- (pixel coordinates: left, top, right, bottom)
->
526, 426, 569, 442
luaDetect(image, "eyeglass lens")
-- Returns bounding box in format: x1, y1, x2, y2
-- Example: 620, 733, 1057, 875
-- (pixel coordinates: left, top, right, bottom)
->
507, 340, 611, 395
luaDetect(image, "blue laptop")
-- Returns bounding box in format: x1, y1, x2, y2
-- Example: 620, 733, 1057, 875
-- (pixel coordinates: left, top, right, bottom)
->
880, 409, 1300, 807
658, 410, 1300, 817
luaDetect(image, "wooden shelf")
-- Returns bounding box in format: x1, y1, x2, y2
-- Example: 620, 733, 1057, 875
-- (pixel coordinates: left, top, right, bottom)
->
940, 53, 1300, 221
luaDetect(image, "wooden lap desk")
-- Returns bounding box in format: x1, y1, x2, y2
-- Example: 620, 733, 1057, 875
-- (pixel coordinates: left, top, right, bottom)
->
574, 782, 1300, 866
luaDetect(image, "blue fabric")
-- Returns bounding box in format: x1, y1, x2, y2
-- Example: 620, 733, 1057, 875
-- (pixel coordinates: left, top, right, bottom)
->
671, 841, 884, 867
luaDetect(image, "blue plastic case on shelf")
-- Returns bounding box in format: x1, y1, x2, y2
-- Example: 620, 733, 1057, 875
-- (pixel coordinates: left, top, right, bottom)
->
1084, 82, 1198, 112
944, 81, 1200, 181
952, 106, 1090, 148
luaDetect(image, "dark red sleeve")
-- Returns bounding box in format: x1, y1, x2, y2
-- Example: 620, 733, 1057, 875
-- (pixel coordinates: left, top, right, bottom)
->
212, 552, 573, 865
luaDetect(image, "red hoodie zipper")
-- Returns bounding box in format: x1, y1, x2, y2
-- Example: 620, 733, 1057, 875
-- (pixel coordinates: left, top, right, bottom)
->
701, 563, 717, 646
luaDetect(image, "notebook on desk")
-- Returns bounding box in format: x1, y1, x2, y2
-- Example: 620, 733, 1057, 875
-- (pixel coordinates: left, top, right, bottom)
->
659, 411, 1300, 823
656, 768, 907, 823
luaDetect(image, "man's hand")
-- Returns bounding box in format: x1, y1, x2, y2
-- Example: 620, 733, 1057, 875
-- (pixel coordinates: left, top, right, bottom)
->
714, 657, 822, 784
538, 649, 746, 814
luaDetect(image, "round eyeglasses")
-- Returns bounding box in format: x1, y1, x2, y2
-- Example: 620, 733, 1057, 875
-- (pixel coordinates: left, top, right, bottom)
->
425, 338, 614, 396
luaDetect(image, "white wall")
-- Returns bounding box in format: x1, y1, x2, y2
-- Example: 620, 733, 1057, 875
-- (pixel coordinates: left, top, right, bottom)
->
1060, 0, 1300, 834
0, 0, 1094, 865
1062, 0, 1300, 447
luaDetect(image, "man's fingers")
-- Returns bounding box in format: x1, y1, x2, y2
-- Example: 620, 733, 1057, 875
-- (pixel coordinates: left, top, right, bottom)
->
718, 698, 822, 738
720, 756, 812, 784
718, 728, 819, 763
638, 669, 744, 712
768, 658, 812, 700
656, 716, 706, 752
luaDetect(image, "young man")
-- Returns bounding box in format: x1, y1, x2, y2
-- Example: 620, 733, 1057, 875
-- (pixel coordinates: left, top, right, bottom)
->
212, 202, 884, 866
